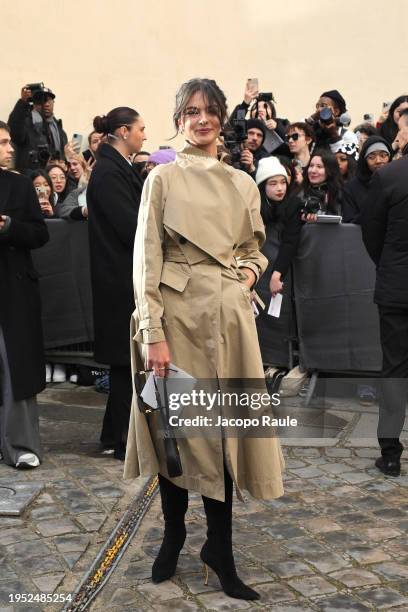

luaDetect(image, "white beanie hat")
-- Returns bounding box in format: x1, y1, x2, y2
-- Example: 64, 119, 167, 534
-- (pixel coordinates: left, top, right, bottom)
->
255, 156, 288, 186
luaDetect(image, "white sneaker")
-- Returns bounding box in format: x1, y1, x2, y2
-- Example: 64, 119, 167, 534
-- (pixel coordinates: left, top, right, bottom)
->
52, 364, 66, 383
15, 453, 40, 469
69, 374, 78, 383
46, 364, 52, 383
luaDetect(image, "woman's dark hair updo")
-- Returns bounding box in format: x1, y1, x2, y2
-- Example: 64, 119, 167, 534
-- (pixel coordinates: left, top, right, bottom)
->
93, 107, 139, 136
173, 78, 228, 135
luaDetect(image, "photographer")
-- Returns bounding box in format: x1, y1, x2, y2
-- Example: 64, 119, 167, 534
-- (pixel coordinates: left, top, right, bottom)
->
230, 80, 290, 140
306, 89, 357, 154
300, 150, 344, 221
8, 84, 67, 173
240, 119, 269, 174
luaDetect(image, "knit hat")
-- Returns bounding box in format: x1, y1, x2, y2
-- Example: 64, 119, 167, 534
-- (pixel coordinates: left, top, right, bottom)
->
321, 89, 347, 114
255, 156, 288, 186
246, 119, 267, 144
148, 148, 176, 165
331, 131, 359, 159
364, 142, 390, 158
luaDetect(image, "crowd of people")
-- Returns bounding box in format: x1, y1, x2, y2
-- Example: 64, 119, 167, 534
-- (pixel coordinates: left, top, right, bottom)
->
1, 81, 408, 462
1, 76, 407, 602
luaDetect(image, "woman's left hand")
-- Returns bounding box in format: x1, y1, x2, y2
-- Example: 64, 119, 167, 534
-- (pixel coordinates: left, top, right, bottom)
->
301, 212, 318, 223
241, 267, 256, 290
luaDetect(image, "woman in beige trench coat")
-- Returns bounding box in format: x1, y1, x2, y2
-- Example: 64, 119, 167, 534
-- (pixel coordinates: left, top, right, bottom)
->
124, 78, 284, 601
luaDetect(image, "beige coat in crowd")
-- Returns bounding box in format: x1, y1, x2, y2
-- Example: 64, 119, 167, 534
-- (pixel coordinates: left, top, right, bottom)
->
123, 143, 284, 502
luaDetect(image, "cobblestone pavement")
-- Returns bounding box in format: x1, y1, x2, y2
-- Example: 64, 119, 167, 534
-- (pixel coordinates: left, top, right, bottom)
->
0, 384, 146, 612
0, 384, 407, 611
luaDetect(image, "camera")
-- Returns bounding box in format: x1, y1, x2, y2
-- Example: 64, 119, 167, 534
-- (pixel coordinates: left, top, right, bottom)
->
319, 107, 333, 125
300, 188, 326, 215
28, 144, 57, 168
257, 92, 274, 103
223, 109, 248, 168
26, 82, 45, 103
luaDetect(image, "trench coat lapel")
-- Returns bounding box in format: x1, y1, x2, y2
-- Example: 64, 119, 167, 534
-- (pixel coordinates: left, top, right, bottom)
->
163, 144, 253, 267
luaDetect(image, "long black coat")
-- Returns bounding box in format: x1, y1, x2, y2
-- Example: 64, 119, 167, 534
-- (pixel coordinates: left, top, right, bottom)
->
87, 144, 143, 365
0, 170, 49, 400
361, 155, 408, 307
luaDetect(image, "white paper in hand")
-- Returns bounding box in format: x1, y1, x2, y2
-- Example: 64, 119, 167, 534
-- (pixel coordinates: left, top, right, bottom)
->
268, 294, 283, 318
140, 363, 197, 410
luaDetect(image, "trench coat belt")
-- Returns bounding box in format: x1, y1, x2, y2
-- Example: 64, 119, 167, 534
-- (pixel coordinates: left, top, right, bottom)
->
163, 251, 218, 265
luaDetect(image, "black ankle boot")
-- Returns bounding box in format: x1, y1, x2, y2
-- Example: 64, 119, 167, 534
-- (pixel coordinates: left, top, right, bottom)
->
201, 467, 260, 601
152, 474, 188, 583
200, 539, 260, 600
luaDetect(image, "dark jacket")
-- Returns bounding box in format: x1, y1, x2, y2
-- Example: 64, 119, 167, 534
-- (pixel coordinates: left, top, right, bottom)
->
8, 99, 68, 172
260, 194, 304, 277
87, 144, 143, 365
361, 154, 408, 307
256, 194, 302, 366
342, 136, 393, 224
0, 170, 49, 400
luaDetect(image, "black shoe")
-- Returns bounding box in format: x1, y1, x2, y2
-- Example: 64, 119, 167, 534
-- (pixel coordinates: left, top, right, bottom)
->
113, 448, 126, 461
152, 525, 186, 583
200, 540, 260, 600
375, 456, 401, 477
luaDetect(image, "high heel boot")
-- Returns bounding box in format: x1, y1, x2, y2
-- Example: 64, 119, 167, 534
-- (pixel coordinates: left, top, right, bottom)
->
152, 474, 188, 583
200, 468, 260, 601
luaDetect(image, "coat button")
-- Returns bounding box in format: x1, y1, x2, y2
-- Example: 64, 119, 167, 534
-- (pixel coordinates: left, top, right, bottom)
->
179, 236, 187, 244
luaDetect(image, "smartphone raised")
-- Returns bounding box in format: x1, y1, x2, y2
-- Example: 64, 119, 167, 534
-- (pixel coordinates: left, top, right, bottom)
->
72, 133, 83, 152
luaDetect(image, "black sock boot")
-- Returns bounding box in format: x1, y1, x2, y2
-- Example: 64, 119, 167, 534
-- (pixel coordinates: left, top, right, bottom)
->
200, 467, 260, 601
152, 474, 188, 583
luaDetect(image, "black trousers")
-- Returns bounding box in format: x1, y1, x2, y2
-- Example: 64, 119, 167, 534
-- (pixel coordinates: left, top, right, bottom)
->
378, 305, 408, 459
100, 365, 132, 454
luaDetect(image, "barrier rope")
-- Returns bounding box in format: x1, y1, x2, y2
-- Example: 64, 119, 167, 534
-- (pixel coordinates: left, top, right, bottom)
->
63, 476, 158, 611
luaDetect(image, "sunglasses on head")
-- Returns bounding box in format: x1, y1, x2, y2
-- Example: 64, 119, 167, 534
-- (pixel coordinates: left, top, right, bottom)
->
286, 133, 300, 142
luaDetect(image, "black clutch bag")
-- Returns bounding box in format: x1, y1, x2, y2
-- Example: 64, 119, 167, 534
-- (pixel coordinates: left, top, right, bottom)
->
134, 371, 183, 478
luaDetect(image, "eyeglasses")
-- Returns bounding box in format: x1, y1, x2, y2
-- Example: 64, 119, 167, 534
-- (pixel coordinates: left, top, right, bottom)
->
182, 105, 220, 118
286, 133, 301, 142
366, 151, 390, 162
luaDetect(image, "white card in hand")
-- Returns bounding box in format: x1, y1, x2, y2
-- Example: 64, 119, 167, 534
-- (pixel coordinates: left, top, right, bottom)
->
140, 363, 197, 409
268, 294, 283, 318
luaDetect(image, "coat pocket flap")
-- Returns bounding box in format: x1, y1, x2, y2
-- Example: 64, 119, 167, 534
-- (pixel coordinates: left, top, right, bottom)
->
160, 262, 190, 292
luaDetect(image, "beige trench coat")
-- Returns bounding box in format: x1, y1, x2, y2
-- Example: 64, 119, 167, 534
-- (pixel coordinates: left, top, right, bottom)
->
124, 143, 284, 501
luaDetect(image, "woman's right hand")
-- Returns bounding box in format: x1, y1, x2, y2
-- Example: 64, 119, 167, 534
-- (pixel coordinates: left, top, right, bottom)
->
146, 341, 171, 377
270, 271, 283, 297
40, 201, 54, 217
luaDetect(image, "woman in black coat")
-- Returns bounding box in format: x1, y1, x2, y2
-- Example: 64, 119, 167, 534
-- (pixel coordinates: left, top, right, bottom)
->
87, 107, 146, 460
342, 136, 392, 223
0, 121, 49, 467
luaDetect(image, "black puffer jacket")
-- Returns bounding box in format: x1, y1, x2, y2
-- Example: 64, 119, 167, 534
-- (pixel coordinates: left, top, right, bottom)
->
361, 152, 408, 307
